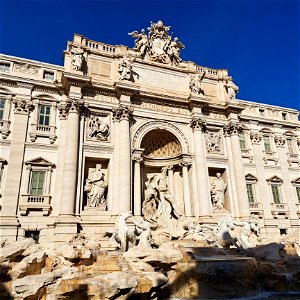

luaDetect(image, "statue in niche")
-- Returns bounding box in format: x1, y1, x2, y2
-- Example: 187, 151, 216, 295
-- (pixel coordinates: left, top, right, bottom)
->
206, 131, 221, 153
118, 55, 134, 81
88, 114, 110, 141
233, 219, 261, 249
225, 77, 239, 102
210, 173, 227, 211
70, 47, 85, 71
143, 166, 183, 238
84, 164, 107, 210
189, 72, 205, 95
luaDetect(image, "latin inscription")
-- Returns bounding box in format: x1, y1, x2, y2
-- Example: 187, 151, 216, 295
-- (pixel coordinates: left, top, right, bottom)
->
139, 102, 189, 115
133, 66, 188, 92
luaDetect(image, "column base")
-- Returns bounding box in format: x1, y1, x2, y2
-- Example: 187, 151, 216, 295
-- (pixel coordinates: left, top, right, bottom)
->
0, 215, 19, 241
54, 215, 81, 244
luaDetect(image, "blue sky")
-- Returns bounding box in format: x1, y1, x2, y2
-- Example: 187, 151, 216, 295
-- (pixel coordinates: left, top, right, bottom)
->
0, 0, 299, 110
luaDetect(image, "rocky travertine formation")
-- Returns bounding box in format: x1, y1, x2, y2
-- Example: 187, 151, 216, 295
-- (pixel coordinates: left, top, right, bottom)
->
1, 235, 300, 299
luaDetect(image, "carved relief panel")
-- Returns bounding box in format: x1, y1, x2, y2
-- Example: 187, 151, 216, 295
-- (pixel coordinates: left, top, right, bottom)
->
205, 128, 223, 154
86, 112, 110, 142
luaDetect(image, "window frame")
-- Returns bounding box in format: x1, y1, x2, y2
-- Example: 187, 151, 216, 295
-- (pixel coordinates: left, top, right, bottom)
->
30, 170, 46, 195
38, 104, 51, 126
239, 131, 247, 150
263, 135, 272, 153
0, 62, 11, 73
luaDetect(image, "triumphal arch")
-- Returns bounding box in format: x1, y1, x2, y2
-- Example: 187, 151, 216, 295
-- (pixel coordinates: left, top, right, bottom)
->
0, 20, 299, 244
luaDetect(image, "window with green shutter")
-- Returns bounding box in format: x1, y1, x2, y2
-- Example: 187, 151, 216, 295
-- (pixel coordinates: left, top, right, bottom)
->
0, 99, 5, 120
271, 184, 281, 204
239, 132, 246, 149
263, 136, 272, 152
296, 185, 300, 203
38, 105, 51, 126
30, 171, 45, 195
246, 183, 255, 203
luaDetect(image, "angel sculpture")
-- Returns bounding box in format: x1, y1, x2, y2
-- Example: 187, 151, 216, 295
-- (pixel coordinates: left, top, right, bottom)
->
128, 29, 148, 57
167, 37, 185, 66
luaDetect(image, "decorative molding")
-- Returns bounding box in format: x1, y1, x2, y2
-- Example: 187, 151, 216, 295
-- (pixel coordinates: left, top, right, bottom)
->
245, 173, 257, 181
266, 175, 283, 183
250, 131, 262, 144
274, 135, 286, 147
83, 144, 113, 154
112, 105, 133, 122
190, 117, 206, 132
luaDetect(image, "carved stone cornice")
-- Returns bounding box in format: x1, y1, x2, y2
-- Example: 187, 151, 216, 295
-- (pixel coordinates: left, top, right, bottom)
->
274, 135, 286, 147
223, 122, 240, 136
114, 81, 140, 98
112, 105, 133, 122
12, 98, 33, 114
61, 72, 91, 91
132, 148, 144, 163
190, 117, 206, 132
16, 82, 34, 90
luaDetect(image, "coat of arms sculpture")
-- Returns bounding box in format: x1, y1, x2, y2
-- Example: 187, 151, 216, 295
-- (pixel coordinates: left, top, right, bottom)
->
128, 20, 185, 66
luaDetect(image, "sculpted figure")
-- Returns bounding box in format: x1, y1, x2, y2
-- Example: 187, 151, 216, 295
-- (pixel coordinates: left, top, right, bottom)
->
109, 212, 136, 252
167, 37, 185, 66
88, 115, 110, 141
84, 164, 107, 209
206, 131, 221, 153
225, 78, 239, 101
211, 173, 227, 211
118, 55, 134, 81
132, 217, 152, 248
189, 72, 205, 95
214, 217, 238, 248
70, 47, 84, 71
128, 29, 148, 57
143, 167, 183, 238
234, 219, 261, 249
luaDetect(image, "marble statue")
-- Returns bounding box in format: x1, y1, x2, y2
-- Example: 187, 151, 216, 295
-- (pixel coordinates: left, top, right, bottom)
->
143, 167, 183, 238
206, 131, 221, 153
70, 47, 84, 71
118, 55, 134, 81
234, 219, 261, 249
214, 217, 238, 248
189, 72, 205, 94
225, 78, 239, 102
88, 114, 110, 141
84, 164, 107, 209
131, 217, 152, 248
109, 211, 136, 252
210, 173, 227, 211
129, 20, 185, 66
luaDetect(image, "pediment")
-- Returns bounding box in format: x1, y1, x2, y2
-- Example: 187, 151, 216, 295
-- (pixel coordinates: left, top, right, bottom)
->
245, 173, 257, 181
25, 157, 55, 167
292, 177, 300, 184
267, 175, 283, 183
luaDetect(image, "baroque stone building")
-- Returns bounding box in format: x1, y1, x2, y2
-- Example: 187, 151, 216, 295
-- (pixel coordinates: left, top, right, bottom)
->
0, 21, 299, 243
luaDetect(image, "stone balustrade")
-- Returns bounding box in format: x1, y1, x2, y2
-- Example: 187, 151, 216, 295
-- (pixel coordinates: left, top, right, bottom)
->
29, 124, 56, 143
85, 39, 116, 54
271, 203, 289, 217
19, 195, 51, 216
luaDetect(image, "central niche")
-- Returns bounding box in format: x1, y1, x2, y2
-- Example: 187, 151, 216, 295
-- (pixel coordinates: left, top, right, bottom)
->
141, 129, 182, 158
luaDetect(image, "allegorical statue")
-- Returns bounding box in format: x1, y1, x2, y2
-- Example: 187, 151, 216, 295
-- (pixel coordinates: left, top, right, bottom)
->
225, 77, 239, 102
84, 164, 107, 210
88, 115, 110, 141
210, 173, 227, 211
189, 72, 205, 95
118, 55, 134, 81
128, 28, 148, 57
70, 47, 85, 71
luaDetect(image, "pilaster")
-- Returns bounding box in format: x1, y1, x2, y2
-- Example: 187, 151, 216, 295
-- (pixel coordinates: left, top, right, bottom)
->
180, 155, 192, 217
132, 149, 144, 216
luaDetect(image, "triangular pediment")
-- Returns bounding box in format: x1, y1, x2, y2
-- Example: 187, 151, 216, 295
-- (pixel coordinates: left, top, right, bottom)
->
267, 175, 283, 183
25, 157, 55, 167
292, 177, 300, 184
245, 173, 257, 181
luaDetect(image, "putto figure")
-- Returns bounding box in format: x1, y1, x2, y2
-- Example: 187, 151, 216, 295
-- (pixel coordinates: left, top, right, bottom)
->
128, 20, 185, 66
84, 164, 108, 210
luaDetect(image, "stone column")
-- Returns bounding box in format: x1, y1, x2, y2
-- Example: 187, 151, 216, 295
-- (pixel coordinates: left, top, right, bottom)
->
0, 84, 33, 240
59, 99, 82, 216
190, 117, 211, 218
114, 105, 133, 213
167, 165, 175, 196
274, 135, 298, 220
132, 149, 143, 216
180, 161, 192, 217
224, 123, 250, 218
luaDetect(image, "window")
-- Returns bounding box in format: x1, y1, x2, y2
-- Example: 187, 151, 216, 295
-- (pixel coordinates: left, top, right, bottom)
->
0, 99, 4, 120
286, 138, 294, 154
0, 62, 10, 73
282, 113, 287, 120
296, 185, 300, 203
239, 132, 247, 149
25, 230, 40, 243
30, 171, 45, 195
38, 105, 51, 126
43, 71, 54, 81
246, 183, 255, 203
271, 184, 281, 204
263, 135, 272, 152
259, 109, 265, 116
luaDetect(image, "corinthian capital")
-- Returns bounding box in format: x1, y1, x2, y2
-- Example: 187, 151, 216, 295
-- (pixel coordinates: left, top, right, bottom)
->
250, 131, 262, 144
190, 117, 206, 131
112, 105, 133, 122
58, 98, 85, 120
274, 135, 286, 147
12, 98, 33, 114
223, 122, 240, 136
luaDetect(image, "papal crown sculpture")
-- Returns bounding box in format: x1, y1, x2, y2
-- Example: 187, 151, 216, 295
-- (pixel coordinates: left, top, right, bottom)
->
128, 20, 185, 66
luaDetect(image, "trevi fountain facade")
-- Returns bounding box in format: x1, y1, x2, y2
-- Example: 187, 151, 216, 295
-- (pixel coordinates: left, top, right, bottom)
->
0, 21, 299, 299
